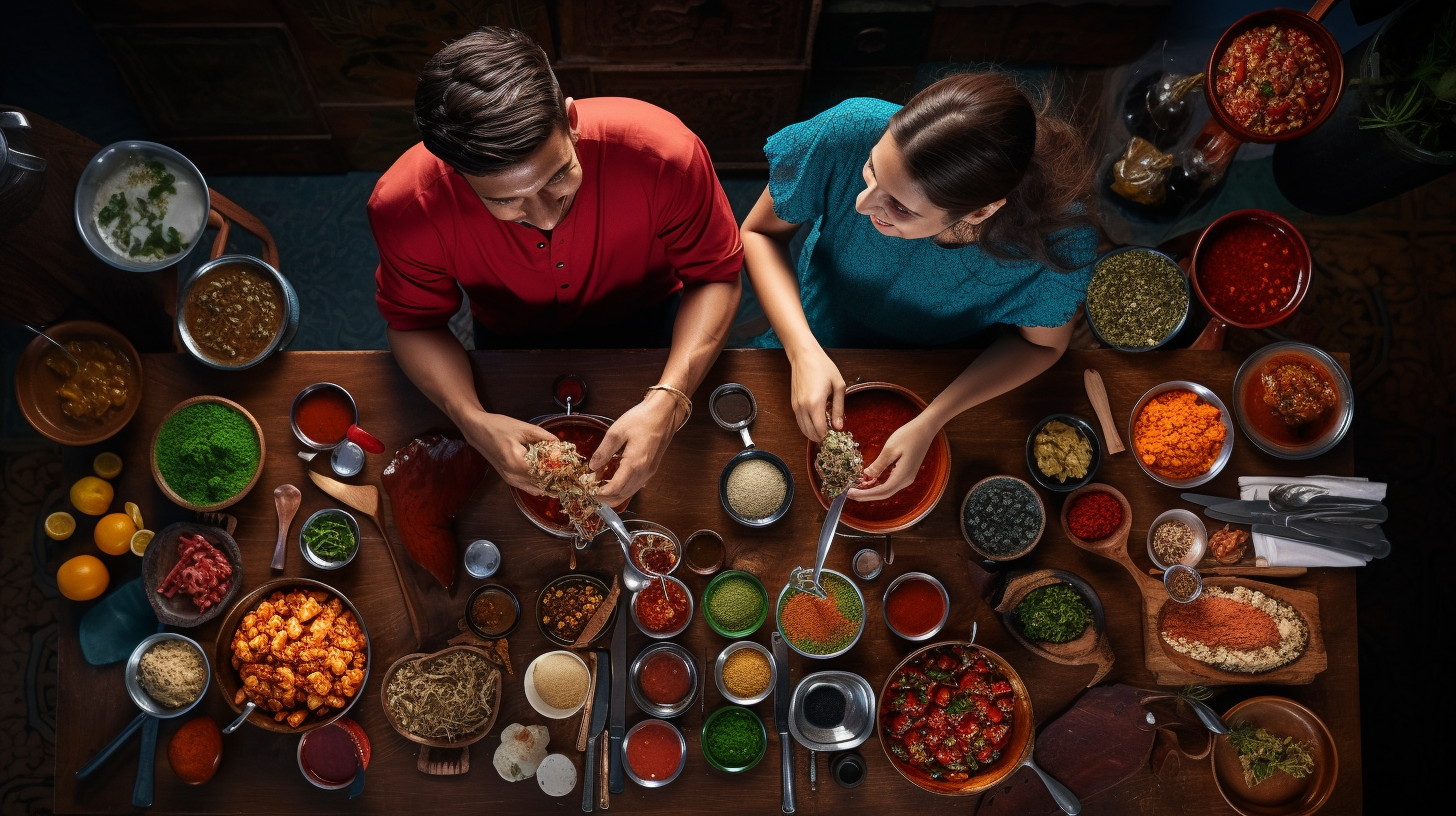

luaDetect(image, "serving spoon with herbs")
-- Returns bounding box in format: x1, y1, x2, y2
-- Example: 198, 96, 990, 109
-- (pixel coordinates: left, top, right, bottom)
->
791, 426, 870, 599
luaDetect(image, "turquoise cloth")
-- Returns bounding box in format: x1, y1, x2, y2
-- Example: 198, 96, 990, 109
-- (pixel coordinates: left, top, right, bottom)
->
745, 98, 1096, 349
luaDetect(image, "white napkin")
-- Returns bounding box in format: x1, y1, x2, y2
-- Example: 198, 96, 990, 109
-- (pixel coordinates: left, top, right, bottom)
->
1236, 477, 1383, 567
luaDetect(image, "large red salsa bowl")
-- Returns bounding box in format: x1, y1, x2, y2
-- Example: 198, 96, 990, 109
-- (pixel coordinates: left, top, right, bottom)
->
1204, 9, 1344, 144
806, 382, 951, 534
1190, 209, 1311, 329
510, 413, 628, 539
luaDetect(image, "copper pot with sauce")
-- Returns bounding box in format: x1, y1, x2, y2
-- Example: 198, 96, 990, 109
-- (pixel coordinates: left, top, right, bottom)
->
177, 254, 298, 370
510, 411, 628, 545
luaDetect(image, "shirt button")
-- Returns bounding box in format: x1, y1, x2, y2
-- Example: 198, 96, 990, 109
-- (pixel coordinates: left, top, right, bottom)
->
560, 283, 569, 290
555, 262, 564, 268
537, 242, 546, 249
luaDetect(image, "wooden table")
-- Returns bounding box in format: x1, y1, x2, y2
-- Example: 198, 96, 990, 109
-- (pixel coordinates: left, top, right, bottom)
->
53, 349, 1362, 814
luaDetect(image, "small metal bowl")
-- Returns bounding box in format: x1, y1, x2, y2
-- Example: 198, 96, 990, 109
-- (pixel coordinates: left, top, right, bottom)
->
1129, 381, 1236, 488
776, 570, 866, 659
523, 650, 590, 719
1024, 413, 1102, 493
881, 572, 950, 641
719, 449, 795, 527
465, 583, 521, 640
1147, 509, 1209, 570
623, 719, 688, 787
536, 573, 614, 648
629, 526, 683, 579
74, 141, 209, 272
701, 705, 768, 773
1086, 246, 1191, 352
631, 575, 694, 639
788, 671, 876, 752
630, 642, 699, 718
702, 570, 769, 638
176, 254, 300, 371
127, 633, 210, 717
714, 641, 775, 706
1232, 342, 1353, 460
297, 509, 361, 571
1164, 564, 1204, 604
290, 383, 358, 451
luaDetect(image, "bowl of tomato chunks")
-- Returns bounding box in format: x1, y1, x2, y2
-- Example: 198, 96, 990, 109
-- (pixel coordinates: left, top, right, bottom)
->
877, 642, 1034, 795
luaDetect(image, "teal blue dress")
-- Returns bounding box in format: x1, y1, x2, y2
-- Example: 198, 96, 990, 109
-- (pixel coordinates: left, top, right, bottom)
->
745, 98, 1096, 349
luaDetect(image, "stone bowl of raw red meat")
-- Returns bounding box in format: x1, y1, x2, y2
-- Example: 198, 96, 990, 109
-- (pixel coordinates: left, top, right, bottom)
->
142, 522, 243, 628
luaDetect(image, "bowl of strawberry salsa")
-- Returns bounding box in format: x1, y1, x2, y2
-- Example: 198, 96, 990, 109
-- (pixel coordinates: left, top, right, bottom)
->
1206, 10, 1343, 142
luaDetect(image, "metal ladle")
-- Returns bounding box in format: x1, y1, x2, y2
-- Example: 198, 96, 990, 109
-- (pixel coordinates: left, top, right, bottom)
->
595, 504, 655, 593
24, 324, 79, 367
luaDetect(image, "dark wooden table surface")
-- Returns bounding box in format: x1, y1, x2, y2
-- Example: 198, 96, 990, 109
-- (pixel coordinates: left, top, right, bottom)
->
53, 349, 1362, 815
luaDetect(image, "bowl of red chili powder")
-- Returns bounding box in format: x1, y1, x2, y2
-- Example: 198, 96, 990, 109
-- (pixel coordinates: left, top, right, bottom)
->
1191, 209, 1312, 330
1060, 485, 1133, 549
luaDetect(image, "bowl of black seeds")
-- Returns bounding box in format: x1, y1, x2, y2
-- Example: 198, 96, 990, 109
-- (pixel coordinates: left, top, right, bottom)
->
1085, 247, 1190, 352
959, 476, 1046, 561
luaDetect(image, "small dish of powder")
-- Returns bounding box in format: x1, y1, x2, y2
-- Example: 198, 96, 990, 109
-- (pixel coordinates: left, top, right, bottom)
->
136, 638, 207, 709
526, 651, 589, 718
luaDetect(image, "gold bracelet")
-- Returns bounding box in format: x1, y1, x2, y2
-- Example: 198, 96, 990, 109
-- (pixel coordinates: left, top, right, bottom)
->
645, 384, 692, 432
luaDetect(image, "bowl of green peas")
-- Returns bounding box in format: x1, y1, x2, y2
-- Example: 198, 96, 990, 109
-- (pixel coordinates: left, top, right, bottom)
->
298, 508, 360, 570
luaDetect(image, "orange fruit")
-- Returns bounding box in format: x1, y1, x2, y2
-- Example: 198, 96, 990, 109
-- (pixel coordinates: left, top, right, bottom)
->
57, 555, 109, 601
69, 476, 113, 516
94, 512, 137, 556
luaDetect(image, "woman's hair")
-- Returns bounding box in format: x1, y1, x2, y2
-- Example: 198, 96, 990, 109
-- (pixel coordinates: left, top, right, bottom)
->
415, 26, 566, 175
888, 73, 1096, 271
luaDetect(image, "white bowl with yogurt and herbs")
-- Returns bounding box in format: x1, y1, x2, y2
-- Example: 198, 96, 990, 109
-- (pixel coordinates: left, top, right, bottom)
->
74, 141, 208, 272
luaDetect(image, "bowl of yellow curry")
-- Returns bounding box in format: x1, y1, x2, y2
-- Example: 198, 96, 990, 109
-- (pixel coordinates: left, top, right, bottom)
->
14, 320, 142, 446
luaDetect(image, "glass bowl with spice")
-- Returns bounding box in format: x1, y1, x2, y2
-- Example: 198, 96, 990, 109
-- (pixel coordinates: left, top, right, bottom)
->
465, 584, 520, 640
714, 641, 775, 705
150, 395, 265, 512
623, 718, 688, 788
536, 573, 613, 647
959, 476, 1046, 562
1085, 247, 1191, 352
630, 575, 695, 639
524, 650, 591, 719
701, 704, 768, 773
881, 572, 950, 641
788, 671, 877, 752
776, 570, 866, 659
1024, 414, 1102, 493
1060, 485, 1133, 547
1129, 381, 1236, 488
702, 569, 770, 638
1164, 564, 1204, 604
177, 254, 300, 371
629, 526, 683, 579
1232, 342, 1353, 461
1147, 509, 1209, 570
630, 642, 700, 718
719, 449, 796, 527
298, 509, 361, 570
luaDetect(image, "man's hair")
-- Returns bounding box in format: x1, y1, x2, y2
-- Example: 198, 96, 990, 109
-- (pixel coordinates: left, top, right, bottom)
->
415, 26, 567, 175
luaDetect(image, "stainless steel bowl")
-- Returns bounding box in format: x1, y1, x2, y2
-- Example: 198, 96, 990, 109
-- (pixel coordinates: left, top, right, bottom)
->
629, 642, 699, 718
788, 671, 876, 752
881, 572, 950, 641
714, 640, 775, 706
126, 633, 210, 717
622, 719, 688, 787
1128, 381, 1236, 488
719, 449, 795, 527
776, 569, 866, 659
630, 575, 694, 639
629, 525, 683, 579
74, 141, 208, 272
298, 509, 362, 570
176, 254, 300, 370
1086, 246, 1191, 352
290, 383, 358, 451
1232, 342, 1354, 460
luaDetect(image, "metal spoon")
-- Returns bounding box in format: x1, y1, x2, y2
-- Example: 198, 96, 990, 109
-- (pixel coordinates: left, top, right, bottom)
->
1269, 483, 1383, 513
25, 324, 79, 367
1183, 696, 1229, 735
272, 484, 302, 570
596, 504, 651, 592
790, 491, 847, 600
222, 702, 256, 734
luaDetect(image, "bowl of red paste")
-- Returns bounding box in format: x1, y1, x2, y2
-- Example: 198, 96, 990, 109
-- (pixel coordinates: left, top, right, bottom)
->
1191, 209, 1311, 330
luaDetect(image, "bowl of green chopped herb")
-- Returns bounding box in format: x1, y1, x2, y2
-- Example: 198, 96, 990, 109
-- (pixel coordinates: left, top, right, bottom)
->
701, 704, 768, 773
1003, 572, 1103, 647
1212, 696, 1336, 816
299, 509, 361, 570
1085, 247, 1190, 352
150, 396, 265, 512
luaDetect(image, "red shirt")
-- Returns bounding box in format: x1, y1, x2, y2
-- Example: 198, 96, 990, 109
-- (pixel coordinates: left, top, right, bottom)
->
369, 97, 743, 334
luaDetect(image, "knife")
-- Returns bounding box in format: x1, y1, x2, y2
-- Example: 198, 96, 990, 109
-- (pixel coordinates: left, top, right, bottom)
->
1206, 509, 1392, 549
1182, 491, 1383, 512
773, 632, 795, 814
1203, 501, 1387, 525
1250, 524, 1390, 559
608, 591, 628, 795
583, 648, 611, 813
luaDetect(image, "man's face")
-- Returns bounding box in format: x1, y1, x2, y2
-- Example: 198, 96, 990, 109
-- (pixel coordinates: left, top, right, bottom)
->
462, 103, 583, 231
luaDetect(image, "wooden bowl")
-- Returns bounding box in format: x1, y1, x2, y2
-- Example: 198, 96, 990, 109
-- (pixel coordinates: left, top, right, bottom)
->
1212, 696, 1338, 816
959, 475, 1047, 561
150, 395, 265, 512
379, 645, 502, 748
1155, 577, 1327, 684
212, 578, 370, 734
13, 320, 143, 445
1204, 9, 1345, 145
806, 382, 951, 534
1059, 483, 1134, 554
142, 522, 243, 628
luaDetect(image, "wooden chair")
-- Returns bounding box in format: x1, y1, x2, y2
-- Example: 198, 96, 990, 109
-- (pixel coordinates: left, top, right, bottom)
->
205, 188, 280, 270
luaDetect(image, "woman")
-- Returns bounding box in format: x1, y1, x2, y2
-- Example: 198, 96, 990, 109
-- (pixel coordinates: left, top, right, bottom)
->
741, 73, 1097, 501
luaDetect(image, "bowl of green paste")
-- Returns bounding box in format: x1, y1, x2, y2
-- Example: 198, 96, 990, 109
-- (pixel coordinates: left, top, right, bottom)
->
151, 396, 265, 511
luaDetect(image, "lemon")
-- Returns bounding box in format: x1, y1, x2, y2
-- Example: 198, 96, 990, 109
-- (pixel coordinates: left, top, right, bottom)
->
125, 501, 144, 531
129, 529, 154, 557
56, 555, 109, 601
94, 512, 137, 556
92, 452, 123, 479
69, 476, 113, 516
45, 511, 77, 540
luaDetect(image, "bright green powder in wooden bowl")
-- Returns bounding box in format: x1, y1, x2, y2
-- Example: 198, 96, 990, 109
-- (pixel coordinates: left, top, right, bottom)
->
154, 402, 260, 505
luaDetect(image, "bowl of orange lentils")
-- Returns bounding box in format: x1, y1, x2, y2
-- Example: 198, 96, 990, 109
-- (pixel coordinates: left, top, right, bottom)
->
1128, 381, 1236, 488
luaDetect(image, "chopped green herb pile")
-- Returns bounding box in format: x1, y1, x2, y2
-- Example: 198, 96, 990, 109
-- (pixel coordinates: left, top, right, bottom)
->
95, 159, 191, 260
815, 427, 864, 497
304, 514, 357, 562
1227, 722, 1315, 787
704, 707, 764, 768
1014, 583, 1092, 643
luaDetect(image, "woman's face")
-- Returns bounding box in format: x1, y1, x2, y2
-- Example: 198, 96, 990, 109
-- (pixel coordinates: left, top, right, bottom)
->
855, 134, 1003, 241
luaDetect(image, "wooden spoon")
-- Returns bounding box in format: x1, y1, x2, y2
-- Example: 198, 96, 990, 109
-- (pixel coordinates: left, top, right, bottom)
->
1083, 369, 1126, 455
272, 485, 301, 570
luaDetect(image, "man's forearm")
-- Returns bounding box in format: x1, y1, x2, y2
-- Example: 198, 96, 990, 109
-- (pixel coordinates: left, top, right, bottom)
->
385, 326, 484, 422
658, 279, 741, 399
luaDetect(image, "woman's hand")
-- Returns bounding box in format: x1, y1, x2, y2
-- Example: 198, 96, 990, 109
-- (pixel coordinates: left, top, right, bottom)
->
789, 346, 847, 441
847, 415, 939, 502
457, 410, 559, 495
590, 390, 682, 506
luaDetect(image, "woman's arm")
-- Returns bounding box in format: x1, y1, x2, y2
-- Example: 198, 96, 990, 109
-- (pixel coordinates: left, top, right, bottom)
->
741, 186, 848, 440
849, 319, 1074, 501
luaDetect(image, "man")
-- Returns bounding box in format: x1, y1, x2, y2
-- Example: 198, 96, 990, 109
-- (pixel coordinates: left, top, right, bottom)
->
370, 26, 742, 504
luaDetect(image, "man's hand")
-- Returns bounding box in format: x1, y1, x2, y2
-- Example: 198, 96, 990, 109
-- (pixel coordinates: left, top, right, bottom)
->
457, 410, 559, 495
847, 415, 937, 502
590, 390, 682, 505
790, 346, 847, 442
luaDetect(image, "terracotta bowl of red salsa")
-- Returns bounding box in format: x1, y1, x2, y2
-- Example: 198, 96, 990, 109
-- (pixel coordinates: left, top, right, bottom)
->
806, 382, 951, 534
510, 413, 628, 539
1233, 342, 1352, 460
1191, 209, 1311, 329
1204, 9, 1343, 144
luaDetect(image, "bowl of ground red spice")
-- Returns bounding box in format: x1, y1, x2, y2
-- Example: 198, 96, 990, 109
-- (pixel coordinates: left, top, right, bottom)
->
776, 570, 866, 659
150, 396, 265, 511
1061, 485, 1133, 549
881, 572, 949, 641
1129, 381, 1235, 488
